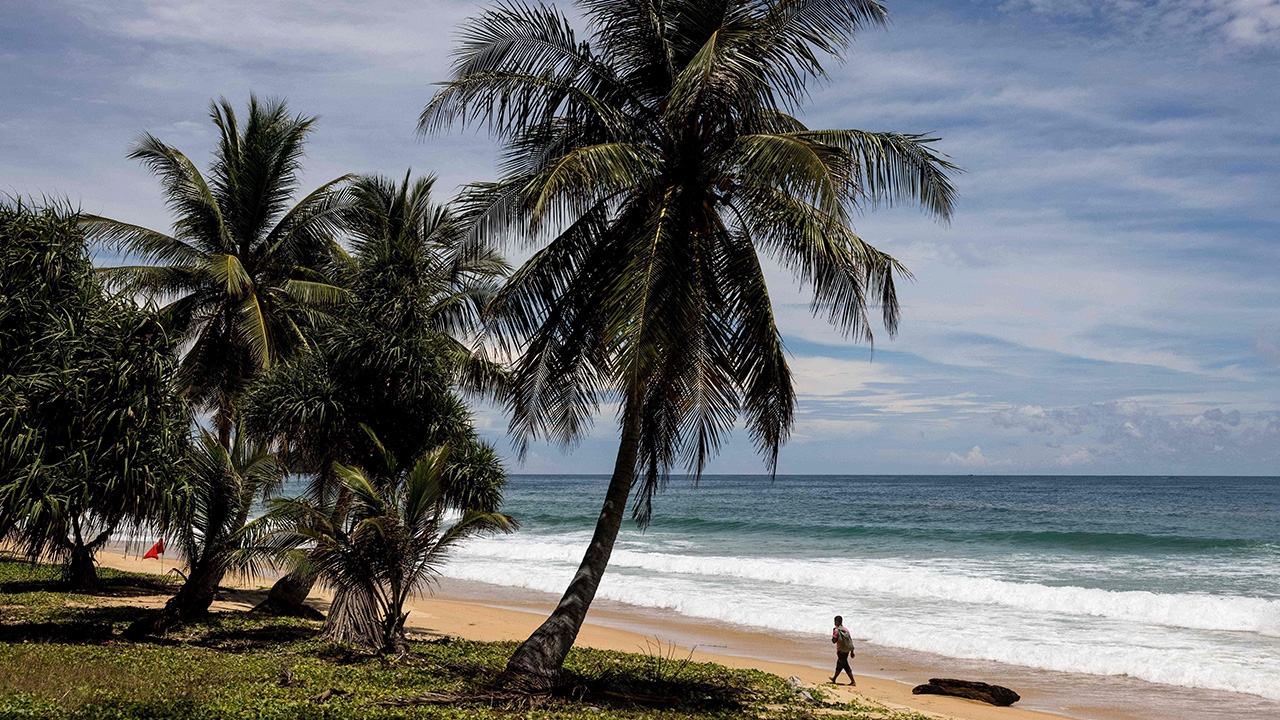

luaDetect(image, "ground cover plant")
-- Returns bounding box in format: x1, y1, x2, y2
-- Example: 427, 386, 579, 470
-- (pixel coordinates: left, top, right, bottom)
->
0, 560, 928, 720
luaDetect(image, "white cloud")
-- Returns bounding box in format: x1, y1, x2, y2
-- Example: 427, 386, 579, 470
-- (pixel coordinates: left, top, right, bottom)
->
1007, 0, 1280, 47
991, 402, 1280, 469
1056, 447, 1096, 467
790, 417, 880, 442
945, 445, 1011, 468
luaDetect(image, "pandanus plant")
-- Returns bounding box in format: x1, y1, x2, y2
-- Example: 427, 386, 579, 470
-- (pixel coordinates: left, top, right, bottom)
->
240, 172, 509, 616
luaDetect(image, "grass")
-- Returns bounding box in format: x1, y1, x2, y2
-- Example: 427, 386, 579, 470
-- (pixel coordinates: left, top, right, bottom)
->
0, 560, 929, 720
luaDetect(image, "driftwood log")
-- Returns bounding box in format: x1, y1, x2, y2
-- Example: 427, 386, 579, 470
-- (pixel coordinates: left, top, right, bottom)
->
912, 678, 1020, 706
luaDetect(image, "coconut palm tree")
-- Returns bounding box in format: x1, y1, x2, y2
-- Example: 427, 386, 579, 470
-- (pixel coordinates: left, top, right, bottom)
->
421, 0, 958, 682
240, 172, 509, 614
126, 429, 283, 637
257, 439, 515, 654
84, 95, 351, 445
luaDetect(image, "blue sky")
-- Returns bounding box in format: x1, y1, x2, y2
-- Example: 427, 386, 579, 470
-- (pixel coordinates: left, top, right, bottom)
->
2, 0, 1278, 475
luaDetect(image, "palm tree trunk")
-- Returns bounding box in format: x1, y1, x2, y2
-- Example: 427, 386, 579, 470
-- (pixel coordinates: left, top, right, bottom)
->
124, 556, 225, 637
252, 569, 322, 618
502, 399, 643, 685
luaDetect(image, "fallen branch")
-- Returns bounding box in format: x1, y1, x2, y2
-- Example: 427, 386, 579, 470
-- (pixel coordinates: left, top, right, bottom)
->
310, 688, 350, 703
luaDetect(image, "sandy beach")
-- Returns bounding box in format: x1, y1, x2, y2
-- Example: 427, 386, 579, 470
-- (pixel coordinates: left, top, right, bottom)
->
93, 547, 1072, 720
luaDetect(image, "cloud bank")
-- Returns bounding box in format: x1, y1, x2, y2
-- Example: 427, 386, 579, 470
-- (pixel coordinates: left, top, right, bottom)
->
2, 0, 1277, 474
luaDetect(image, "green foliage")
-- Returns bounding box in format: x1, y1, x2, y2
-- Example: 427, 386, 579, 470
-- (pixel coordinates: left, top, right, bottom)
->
241, 172, 509, 512
422, 0, 958, 522
174, 431, 285, 586
252, 441, 515, 653
83, 95, 353, 440
0, 199, 187, 586
0, 562, 914, 720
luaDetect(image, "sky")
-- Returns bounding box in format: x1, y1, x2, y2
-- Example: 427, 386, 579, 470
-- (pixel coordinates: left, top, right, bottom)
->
2, 0, 1278, 475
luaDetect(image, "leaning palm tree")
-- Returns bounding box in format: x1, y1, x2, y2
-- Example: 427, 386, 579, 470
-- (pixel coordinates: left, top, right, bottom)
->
84, 95, 351, 444
257, 440, 515, 654
126, 429, 283, 637
421, 0, 958, 682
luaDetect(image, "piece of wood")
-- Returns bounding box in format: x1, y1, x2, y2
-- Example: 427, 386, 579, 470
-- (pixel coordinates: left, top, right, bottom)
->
309, 688, 350, 703
911, 678, 1020, 706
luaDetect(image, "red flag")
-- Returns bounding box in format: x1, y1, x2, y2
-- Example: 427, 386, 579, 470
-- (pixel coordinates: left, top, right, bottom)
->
142, 539, 164, 559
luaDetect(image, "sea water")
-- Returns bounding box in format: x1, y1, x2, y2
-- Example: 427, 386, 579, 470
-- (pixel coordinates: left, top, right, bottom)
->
441, 475, 1280, 708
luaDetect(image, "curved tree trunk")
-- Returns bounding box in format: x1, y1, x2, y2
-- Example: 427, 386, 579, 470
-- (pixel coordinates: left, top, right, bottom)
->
63, 520, 113, 591
125, 557, 224, 637
256, 468, 343, 619
502, 401, 643, 686
252, 569, 323, 619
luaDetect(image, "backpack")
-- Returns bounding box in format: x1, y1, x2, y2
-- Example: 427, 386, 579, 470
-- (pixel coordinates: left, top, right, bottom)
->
836, 626, 855, 652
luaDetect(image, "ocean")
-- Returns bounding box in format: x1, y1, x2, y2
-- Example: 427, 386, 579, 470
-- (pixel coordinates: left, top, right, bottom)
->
441, 475, 1280, 714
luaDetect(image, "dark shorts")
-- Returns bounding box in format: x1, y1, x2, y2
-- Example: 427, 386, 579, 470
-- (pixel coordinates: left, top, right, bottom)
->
835, 650, 852, 672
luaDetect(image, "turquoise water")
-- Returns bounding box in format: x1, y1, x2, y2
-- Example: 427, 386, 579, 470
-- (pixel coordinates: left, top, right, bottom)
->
443, 475, 1280, 702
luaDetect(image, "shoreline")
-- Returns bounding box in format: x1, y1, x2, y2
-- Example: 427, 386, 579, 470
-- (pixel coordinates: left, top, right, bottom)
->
87, 546, 1280, 720
91, 548, 1068, 720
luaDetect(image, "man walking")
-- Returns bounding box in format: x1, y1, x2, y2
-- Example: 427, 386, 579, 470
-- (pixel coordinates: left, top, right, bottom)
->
831, 615, 856, 685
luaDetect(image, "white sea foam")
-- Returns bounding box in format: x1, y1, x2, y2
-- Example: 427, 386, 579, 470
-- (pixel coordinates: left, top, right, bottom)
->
442, 533, 1280, 701
451, 535, 1280, 636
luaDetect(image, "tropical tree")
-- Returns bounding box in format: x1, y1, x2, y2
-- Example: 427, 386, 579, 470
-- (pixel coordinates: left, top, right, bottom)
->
421, 0, 957, 682
240, 172, 509, 614
84, 95, 352, 445
0, 198, 187, 589
126, 430, 283, 637
256, 439, 515, 654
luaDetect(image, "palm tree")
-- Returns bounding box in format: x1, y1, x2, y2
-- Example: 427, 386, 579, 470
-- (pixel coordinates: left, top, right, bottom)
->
240, 172, 509, 615
257, 439, 515, 654
126, 430, 283, 637
421, 0, 957, 682
84, 95, 351, 445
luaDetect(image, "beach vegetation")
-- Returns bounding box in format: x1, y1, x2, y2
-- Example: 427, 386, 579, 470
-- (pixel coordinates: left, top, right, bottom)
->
0, 199, 188, 590
84, 95, 353, 446
240, 172, 510, 616
125, 430, 283, 637
421, 0, 957, 683
0, 560, 933, 720
251, 440, 515, 654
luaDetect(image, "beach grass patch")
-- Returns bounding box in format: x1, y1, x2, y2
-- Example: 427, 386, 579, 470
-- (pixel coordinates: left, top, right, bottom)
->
0, 561, 920, 720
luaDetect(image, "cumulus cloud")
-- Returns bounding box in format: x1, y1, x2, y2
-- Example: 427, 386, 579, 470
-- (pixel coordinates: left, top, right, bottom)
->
946, 445, 1012, 468
1056, 447, 1095, 467
991, 402, 1280, 470
1007, 0, 1280, 46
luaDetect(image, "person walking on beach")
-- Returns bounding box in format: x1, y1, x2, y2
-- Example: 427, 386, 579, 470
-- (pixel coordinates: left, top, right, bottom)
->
831, 615, 856, 685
